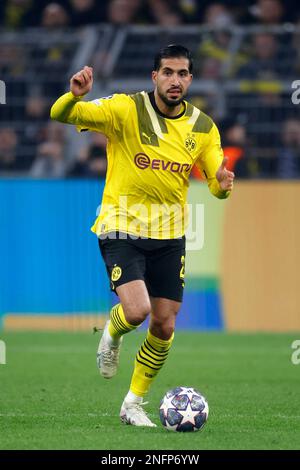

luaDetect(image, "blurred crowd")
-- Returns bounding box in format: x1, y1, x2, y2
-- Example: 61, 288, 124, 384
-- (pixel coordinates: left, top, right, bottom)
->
0, 0, 299, 29
0, 0, 300, 179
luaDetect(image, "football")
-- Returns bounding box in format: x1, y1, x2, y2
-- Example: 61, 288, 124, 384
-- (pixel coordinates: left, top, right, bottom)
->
159, 386, 209, 432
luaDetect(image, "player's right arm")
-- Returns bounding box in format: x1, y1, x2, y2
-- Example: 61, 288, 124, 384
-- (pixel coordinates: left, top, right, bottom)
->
50, 66, 129, 135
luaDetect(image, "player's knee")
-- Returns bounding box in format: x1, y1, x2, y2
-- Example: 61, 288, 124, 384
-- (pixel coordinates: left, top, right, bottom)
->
161, 325, 175, 340
123, 301, 151, 325
151, 318, 175, 340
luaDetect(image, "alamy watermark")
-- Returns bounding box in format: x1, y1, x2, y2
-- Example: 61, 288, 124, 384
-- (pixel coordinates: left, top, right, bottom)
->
0, 340, 6, 365
96, 198, 205, 251
291, 80, 300, 104
0, 80, 6, 104
291, 340, 300, 365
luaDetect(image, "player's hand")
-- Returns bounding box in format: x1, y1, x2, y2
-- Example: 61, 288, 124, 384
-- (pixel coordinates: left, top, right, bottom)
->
216, 157, 235, 191
70, 65, 93, 97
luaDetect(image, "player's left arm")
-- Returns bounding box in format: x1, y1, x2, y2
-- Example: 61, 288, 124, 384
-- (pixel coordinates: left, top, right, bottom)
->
195, 123, 234, 199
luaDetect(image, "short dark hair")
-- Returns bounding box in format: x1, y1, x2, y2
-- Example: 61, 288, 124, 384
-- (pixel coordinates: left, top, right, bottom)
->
154, 44, 193, 73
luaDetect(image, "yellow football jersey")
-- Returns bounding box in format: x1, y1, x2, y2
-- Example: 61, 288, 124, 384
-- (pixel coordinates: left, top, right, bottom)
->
50, 91, 229, 239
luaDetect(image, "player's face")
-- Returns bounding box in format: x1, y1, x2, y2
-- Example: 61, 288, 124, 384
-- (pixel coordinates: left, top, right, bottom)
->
152, 57, 193, 107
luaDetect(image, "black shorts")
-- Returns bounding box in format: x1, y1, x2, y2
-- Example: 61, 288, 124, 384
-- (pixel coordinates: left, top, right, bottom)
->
98, 233, 186, 302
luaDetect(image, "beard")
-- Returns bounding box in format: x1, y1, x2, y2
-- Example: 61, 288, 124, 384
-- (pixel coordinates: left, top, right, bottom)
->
157, 87, 185, 108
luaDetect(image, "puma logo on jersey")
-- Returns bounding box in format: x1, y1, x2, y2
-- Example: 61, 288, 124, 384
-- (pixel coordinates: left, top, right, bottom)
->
142, 132, 155, 143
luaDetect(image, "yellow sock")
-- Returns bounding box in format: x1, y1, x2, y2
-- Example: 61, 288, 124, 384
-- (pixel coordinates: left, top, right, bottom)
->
129, 329, 174, 397
108, 303, 138, 340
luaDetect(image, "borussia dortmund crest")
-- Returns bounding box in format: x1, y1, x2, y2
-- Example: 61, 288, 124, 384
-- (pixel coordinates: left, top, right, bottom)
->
185, 134, 197, 152
111, 265, 122, 281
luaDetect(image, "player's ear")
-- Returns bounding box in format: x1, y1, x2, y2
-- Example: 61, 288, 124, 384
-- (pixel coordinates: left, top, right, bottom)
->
152, 70, 157, 85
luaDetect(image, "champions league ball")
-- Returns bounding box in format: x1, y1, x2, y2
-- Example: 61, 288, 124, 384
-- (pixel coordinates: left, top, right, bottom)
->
159, 387, 209, 432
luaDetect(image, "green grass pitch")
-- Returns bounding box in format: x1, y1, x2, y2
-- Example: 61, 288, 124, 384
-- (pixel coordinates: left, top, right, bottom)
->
0, 330, 299, 450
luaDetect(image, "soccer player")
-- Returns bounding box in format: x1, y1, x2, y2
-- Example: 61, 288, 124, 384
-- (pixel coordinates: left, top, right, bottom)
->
50, 45, 234, 427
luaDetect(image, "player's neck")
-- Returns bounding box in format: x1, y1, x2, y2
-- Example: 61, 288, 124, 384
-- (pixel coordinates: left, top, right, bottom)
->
153, 90, 184, 117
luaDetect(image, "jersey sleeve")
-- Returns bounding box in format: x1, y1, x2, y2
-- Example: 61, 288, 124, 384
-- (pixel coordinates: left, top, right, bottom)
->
50, 92, 131, 137
194, 122, 230, 199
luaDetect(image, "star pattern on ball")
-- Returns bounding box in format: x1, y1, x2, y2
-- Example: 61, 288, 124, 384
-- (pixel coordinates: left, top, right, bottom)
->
164, 420, 179, 431
179, 401, 201, 426
159, 387, 209, 432
160, 394, 177, 418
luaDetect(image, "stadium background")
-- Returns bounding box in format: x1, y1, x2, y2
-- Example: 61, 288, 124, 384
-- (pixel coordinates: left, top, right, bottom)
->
1, 0, 300, 452
1, 0, 299, 332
